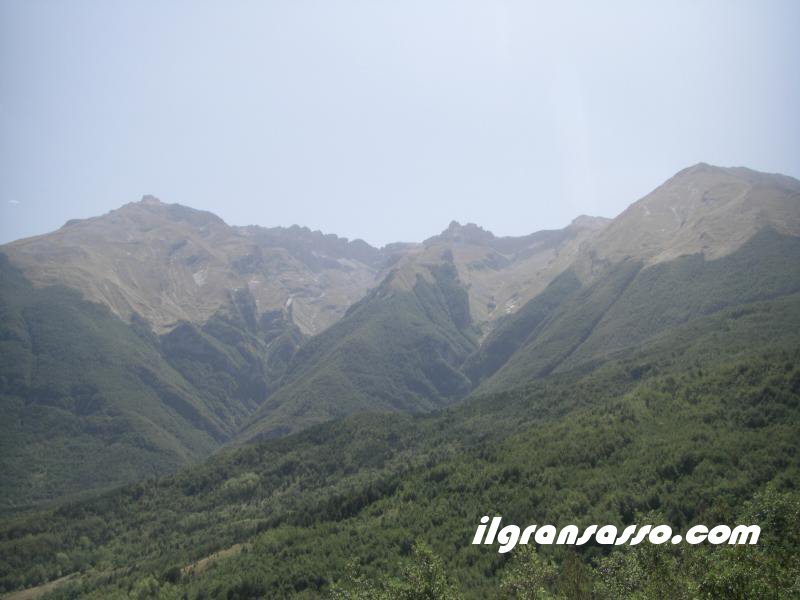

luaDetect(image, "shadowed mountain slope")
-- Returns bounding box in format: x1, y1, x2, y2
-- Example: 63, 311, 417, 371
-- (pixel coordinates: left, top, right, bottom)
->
464, 165, 800, 392
473, 228, 800, 393
237, 259, 478, 441
0, 255, 305, 511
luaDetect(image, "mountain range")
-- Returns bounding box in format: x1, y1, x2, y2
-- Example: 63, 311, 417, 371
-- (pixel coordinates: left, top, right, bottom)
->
1, 163, 799, 512
1, 163, 799, 597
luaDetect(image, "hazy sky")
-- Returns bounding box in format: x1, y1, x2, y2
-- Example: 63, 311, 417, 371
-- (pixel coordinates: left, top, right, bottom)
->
1, 1, 799, 247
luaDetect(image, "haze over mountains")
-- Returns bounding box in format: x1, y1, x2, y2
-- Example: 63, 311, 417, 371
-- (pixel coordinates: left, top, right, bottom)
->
1, 163, 799, 510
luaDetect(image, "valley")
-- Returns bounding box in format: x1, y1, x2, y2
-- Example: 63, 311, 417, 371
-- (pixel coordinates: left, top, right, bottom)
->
0, 163, 799, 597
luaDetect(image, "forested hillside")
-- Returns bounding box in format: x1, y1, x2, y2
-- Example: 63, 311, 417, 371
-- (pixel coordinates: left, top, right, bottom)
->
1, 282, 798, 597
0, 255, 302, 511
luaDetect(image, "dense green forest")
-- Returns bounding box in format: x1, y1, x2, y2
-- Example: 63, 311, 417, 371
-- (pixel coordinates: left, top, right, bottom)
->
1, 286, 798, 597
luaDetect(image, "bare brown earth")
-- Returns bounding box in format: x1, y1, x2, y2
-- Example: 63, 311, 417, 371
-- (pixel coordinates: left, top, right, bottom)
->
181, 543, 246, 576
1, 574, 76, 600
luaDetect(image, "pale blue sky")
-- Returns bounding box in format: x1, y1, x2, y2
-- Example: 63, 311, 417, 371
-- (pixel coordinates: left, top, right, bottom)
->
1, 0, 798, 246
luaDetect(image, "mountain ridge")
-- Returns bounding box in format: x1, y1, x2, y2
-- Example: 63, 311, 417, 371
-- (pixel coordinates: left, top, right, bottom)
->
4, 196, 384, 336
1, 163, 798, 507
2, 194, 616, 338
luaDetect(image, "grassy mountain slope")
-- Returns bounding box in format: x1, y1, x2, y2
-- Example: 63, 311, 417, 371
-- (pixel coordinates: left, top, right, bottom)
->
475, 228, 800, 393
1, 290, 798, 597
0, 255, 220, 511
159, 289, 304, 423
238, 261, 477, 440
589, 163, 800, 265
2, 195, 608, 340
461, 270, 582, 385
0, 256, 302, 511
3, 197, 384, 336
418, 216, 609, 333
557, 227, 800, 372
1, 206, 605, 504
2, 165, 798, 515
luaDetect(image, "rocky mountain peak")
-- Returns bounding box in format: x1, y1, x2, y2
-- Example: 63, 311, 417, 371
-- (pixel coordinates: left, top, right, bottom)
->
427, 221, 495, 246
568, 215, 611, 230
